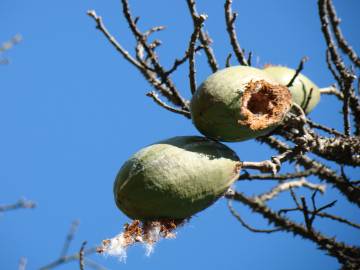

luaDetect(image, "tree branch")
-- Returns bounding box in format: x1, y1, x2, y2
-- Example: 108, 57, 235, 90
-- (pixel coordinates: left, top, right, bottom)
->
146, 91, 191, 118
326, 0, 360, 68
188, 14, 207, 94
227, 200, 282, 233
186, 0, 219, 72
256, 179, 325, 202
227, 191, 360, 268
224, 0, 248, 66
0, 199, 36, 212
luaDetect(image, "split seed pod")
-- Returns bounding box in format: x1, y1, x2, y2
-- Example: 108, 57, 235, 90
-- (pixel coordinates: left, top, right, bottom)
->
263, 66, 320, 114
190, 66, 292, 142
114, 136, 241, 220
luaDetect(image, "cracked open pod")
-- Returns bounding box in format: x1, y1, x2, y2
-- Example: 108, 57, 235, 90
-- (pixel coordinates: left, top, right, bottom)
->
114, 136, 241, 220
263, 66, 320, 114
190, 66, 292, 142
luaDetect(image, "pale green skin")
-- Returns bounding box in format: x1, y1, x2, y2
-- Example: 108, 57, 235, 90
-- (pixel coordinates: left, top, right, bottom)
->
190, 66, 283, 142
114, 136, 240, 220
263, 66, 321, 114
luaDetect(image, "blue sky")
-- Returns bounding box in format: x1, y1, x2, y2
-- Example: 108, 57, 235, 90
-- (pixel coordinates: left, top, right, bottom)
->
1, 0, 359, 269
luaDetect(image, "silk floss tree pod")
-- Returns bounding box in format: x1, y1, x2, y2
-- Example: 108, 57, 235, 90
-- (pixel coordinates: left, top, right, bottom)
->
190, 66, 292, 142
263, 66, 321, 114
114, 136, 241, 220
98, 136, 241, 259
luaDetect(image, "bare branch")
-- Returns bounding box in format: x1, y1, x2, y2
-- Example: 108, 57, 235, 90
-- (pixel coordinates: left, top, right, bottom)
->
79, 241, 87, 270
256, 180, 326, 202
289, 186, 301, 209
280, 123, 360, 166
0, 34, 22, 64
40, 221, 106, 270
326, 0, 360, 68
146, 91, 191, 118
39, 247, 100, 270
165, 46, 203, 75
307, 117, 345, 137
247, 51, 253, 66
87, 10, 143, 70
225, 53, 232, 67
0, 199, 36, 212
224, 0, 248, 66
61, 220, 80, 257
227, 191, 360, 267
121, 0, 188, 109
300, 197, 313, 231
259, 136, 360, 207
188, 14, 207, 94
279, 203, 360, 230
228, 200, 282, 233
320, 85, 344, 100
318, 0, 356, 136
0, 34, 22, 52
287, 57, 308, 87
186, 0, 219, 72
238, 168, 319, 181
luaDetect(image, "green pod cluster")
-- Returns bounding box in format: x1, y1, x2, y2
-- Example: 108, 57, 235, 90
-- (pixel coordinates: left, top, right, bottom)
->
190, 66, 292, 142
263, 66, 321, 114
114, 136, 241, 220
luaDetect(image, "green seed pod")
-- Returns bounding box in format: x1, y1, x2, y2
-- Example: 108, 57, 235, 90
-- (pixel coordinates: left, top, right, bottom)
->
114, 136, 241, 220
190, 66, 292, 142
263, 66, 321, 114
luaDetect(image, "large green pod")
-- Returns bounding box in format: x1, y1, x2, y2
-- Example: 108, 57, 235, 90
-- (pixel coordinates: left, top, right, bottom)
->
190, 66, 292, 142
114, 136, 241, 220
263, 66, 321, 114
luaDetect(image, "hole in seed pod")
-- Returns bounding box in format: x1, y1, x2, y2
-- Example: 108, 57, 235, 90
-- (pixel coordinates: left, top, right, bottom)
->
247, 89, 277, 115
239, 80, 292, 131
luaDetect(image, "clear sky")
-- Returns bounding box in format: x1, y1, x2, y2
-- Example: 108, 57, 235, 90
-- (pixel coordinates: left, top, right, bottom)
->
1, 0, 359, 269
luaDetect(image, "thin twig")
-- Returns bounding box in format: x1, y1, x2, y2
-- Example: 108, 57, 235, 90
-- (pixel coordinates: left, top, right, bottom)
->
87, 10, 143, 70
320, 85, 344, 100
307, 117, 345, 137
258, 136, 360, 207
300, 197, 313, 231
289, 186, 301, 209
318, 0, 356, 136
256, 179, 325, 202
224, 0, 248, 65
325, 49, 342, 86
186, 0, 219, 72
39, 247, 100, 270
61, 220, 80, 257
225, 53, 232, 67
238, 168, 319, 181
146, 91, 191, 118
287, 57, 308, 87
247, 51, 252, 66
165, 46, 203, 75
188, 14, 207, 94
79, 241, 87, 270
228, 200, 282, 233
0, 199, 36, 212
226, 191, 360, 266
326, 0, 360, 68
278, 204, 360, 230
120, 0, 188, 109
302, 87, 314, 113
